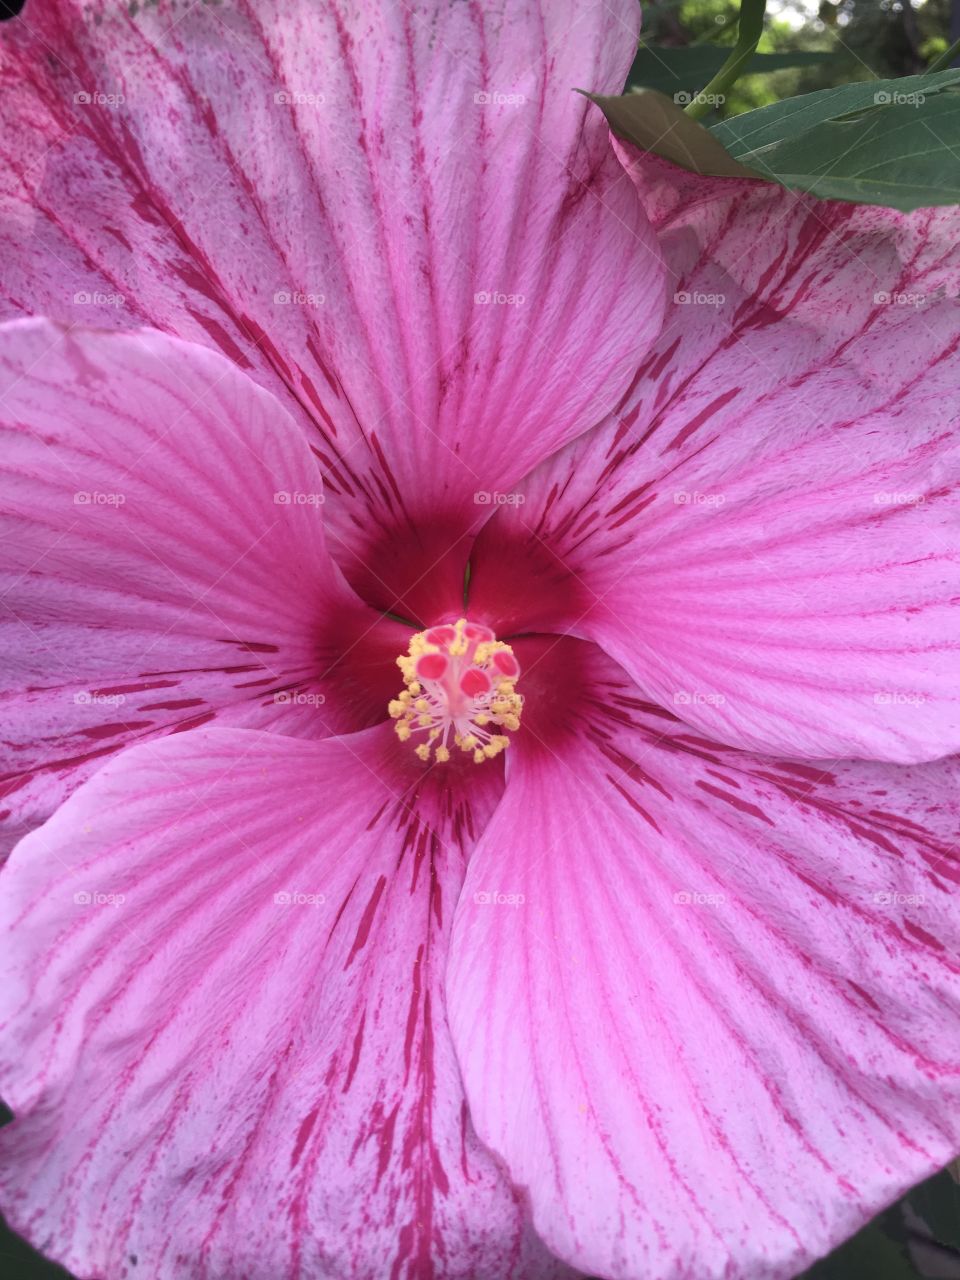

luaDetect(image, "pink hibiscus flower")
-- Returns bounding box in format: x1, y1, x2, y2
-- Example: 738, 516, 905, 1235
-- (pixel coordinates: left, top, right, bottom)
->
1, 2, 959, 1279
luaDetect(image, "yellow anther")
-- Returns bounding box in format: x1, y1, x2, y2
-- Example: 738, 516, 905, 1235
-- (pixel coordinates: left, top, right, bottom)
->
389, 618, 522, 765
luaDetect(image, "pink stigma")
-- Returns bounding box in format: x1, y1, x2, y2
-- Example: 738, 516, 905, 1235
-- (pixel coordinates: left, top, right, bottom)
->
389, 619, 523, 763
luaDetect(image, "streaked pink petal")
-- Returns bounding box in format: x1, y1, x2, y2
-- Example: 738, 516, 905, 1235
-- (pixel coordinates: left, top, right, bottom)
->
469, 183, 960, 762
0, 0, 664, 619
0, 725, 570, 1279
0, 319, 405, 852
449, 638, 960, 1280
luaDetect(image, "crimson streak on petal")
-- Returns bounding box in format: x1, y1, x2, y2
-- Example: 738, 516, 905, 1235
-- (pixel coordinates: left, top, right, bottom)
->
449, 638, 960, 1280
0, 726, 573, 1280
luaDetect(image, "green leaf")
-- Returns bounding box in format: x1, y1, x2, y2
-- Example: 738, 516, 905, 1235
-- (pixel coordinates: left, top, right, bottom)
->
627, 44, 837, 98
587, 89, 760, 179
906, 1166, 960, 1251
712, 69, 960, 209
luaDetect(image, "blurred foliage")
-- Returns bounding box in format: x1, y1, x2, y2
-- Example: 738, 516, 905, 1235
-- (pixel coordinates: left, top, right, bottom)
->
637, 0, 959, 116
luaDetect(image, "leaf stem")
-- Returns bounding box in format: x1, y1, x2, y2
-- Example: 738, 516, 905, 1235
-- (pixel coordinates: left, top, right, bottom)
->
684, 0, 767, 121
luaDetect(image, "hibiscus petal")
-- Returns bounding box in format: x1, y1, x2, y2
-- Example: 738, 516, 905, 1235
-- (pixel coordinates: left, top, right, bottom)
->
448, 638, 960, 1280
0, 0, 664, 619
0, 319, 406, 853
468, 181, 960, 762
0, 724, 572, 1279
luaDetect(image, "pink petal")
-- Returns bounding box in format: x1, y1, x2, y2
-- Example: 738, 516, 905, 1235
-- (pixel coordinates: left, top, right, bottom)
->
468, 182, 960, 762
448, 637, 960, 1280
0, 725, 571, 1279
0, 319, 406, 853
0, 0, 665, 619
